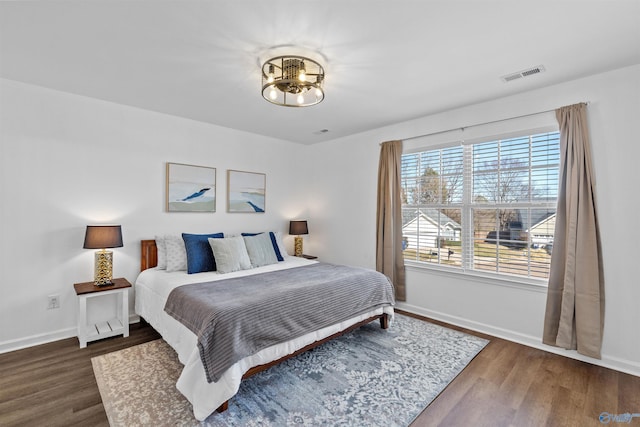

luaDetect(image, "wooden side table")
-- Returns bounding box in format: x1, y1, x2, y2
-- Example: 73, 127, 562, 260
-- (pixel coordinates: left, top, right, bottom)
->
73, 277, 131, 348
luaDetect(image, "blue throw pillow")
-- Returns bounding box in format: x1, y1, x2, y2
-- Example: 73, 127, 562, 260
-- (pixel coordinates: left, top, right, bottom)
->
182, 232, 224, 274
241, 231, 283, 261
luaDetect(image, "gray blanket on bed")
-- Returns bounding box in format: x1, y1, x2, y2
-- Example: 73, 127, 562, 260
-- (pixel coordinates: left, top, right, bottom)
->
164, 262, 395, 383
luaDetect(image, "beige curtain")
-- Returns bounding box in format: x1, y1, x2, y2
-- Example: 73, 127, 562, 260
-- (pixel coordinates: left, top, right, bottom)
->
376, 140, 406, 301
543, 103, 604, 359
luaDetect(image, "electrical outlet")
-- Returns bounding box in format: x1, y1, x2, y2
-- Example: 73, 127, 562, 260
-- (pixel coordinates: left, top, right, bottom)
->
47, 294, 60, 310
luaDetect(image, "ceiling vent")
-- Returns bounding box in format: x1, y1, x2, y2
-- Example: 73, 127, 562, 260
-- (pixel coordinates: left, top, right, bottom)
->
501, 65, 546, 83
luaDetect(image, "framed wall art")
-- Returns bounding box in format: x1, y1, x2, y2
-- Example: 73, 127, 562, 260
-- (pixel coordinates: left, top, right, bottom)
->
166, 162, 216, 212
227, 170, 266, 213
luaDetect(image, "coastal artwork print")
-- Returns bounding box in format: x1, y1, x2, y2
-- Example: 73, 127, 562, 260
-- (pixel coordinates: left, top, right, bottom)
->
227, 170, 266, 213
166, 163, 216, 212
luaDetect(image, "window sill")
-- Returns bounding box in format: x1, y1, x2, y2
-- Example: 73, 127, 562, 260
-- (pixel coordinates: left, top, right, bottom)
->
404, 260, 548, 293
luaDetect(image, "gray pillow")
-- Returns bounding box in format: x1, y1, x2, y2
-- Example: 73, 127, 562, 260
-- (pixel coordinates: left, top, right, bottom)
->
243, 233, 279, 267
208, 236, 251, 274
155, 235, 167, 269
164, 234, 187, 272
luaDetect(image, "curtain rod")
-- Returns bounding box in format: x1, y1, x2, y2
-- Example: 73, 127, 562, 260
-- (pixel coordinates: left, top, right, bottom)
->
386, 102, 589, 144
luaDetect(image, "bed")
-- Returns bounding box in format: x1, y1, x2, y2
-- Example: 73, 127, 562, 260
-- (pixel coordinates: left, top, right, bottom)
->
135, 238, 395, 421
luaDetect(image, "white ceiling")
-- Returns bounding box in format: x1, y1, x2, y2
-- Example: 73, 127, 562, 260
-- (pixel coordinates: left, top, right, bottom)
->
1, 1, 639, 144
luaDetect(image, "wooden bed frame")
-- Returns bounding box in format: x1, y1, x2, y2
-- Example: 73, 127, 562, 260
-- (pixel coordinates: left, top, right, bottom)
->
139, 239, 390, 413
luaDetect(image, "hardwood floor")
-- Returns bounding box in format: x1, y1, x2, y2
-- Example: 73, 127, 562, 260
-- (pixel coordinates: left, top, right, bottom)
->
0, 313, 637, 427
0, 323, 160, 427
406, 312, 640, 427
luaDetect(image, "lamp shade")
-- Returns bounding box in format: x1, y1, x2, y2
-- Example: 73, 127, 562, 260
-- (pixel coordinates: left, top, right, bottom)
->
289, 220, 309, 235
83, 225, 123, 249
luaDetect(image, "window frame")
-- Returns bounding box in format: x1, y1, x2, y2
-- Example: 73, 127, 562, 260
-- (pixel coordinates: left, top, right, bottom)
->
401, 125, 559, 287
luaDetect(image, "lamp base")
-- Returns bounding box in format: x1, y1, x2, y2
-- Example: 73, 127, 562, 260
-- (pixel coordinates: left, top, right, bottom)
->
294, 236, 303, 257
94, 250, 114, 286
95, 281, 115, 287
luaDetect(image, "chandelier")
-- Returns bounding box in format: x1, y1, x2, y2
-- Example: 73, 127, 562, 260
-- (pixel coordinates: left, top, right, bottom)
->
261, 55, 325, 107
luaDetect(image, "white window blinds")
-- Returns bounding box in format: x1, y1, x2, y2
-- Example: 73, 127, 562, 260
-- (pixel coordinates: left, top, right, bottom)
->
401, 131, 560, 280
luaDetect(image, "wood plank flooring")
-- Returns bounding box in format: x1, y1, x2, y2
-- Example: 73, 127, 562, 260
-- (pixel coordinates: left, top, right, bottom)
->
0, 323, 160, 427
405, 312, 640, 427
0, 313, 637, 427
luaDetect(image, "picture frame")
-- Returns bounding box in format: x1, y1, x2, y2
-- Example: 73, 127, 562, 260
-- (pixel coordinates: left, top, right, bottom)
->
166, 162, 216, 212
227, 170, 266, 213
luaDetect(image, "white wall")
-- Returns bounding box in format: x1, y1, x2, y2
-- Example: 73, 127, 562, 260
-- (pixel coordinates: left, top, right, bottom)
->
0, 79, 308, 351
306, 64, 640, 376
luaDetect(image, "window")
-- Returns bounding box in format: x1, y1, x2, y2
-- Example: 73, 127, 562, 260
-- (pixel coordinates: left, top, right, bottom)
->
401, 131, 560, 280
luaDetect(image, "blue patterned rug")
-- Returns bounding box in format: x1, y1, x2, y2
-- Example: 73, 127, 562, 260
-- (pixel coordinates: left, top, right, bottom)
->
93, 314, 488, 426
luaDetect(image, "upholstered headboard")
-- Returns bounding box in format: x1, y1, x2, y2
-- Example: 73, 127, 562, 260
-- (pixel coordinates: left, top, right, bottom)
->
141, 240, 158, 271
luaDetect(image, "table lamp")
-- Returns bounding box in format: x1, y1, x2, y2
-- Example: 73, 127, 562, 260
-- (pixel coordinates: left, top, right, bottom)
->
289, 220, 308, 257
83, 225, 123, 286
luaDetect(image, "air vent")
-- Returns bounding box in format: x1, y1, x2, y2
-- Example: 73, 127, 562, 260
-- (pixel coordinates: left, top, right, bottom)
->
501, 65, 546, 83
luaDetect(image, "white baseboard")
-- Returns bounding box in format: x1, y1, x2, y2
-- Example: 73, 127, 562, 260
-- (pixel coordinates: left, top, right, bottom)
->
0, 313, 141, 354
396, 302, 640, 378
0, 327, 77, 354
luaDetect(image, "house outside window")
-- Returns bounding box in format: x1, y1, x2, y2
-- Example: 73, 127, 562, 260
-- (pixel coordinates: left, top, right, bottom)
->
401, 131, 560, 281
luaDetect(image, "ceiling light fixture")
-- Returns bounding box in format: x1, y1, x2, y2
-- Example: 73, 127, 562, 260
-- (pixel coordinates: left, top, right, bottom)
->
261, 55, 325, 107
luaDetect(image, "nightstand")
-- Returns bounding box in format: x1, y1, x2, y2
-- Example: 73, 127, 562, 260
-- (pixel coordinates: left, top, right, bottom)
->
301, 254, 318, 260
74, 277, 131, 348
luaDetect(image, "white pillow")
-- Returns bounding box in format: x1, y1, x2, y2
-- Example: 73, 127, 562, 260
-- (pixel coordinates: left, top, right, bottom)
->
243, 233, 279, 267
208, 236, 251, 274
164, 234, 187, 272
154, 235, 167, 269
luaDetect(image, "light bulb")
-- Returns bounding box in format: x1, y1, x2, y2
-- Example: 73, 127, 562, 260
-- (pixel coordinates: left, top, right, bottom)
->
269, 88, 278, 100
315, 87, 322, 98
296, 93, 305, 104
298, 61, 306, 82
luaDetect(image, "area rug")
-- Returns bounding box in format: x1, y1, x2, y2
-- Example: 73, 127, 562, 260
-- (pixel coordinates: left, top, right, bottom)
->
92, 314, 488, 426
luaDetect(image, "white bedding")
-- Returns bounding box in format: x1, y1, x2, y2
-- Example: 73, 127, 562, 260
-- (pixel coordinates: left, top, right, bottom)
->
135, 256, 394, 421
